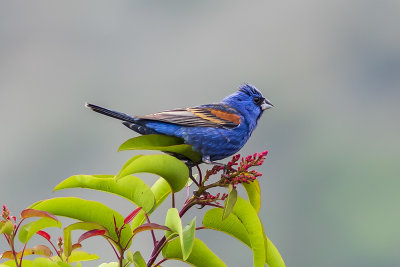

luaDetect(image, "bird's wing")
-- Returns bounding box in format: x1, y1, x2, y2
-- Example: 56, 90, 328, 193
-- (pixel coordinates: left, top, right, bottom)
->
136, 104, 241, 128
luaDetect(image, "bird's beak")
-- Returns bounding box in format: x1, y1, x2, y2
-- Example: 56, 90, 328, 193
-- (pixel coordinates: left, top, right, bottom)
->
261, 98, 274, 110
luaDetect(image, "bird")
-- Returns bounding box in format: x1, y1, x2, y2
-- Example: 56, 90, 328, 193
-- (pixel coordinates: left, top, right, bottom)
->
86, 83, 273, 164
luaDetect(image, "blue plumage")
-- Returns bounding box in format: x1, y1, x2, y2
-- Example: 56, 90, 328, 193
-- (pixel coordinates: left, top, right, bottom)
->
86, 84, 273, 163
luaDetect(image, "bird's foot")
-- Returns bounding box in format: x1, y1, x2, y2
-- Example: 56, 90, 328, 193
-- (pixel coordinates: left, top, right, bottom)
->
202, 156, 226, 167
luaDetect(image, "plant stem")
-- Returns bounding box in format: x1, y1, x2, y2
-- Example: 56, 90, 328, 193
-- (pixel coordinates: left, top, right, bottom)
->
145, 213, 157, 247
9, 237, 19, 267
18, 243, 28, 266
154, 258, 167, 266
188, 167, 200, 187
147, 199, 197, 266
196, 165, 202, 185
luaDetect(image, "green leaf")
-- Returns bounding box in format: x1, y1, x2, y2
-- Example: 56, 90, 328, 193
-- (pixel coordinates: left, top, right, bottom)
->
31, 258, 72, 267
182, 217, 196, 260
29, 197, 131, 251
231, 197, 265, 267
21, 209, 58, 222
242, 180, 261, 213
202, 198, 285, 267
203, 197, 265, 267
118, 135, 202, 163
0, 220, 14, 235
222, 184, 237, 220
165, 208, 182, 239
263, 228, 286, 267
116, 154, 189, 192
202, 208, 250, 246
131, 251, 146, 267
68, 250, 99, 262
131, 223, 170, 236
63, 222, 107, 257
98, 263, 119, 267
18, 217, 61, 243
54, 175, 155, 212
162, 238, 227, 267
131, 177, 172, 229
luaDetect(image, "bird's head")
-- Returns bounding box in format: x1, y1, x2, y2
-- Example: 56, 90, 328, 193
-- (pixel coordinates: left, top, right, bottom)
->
222, 84, 273, 120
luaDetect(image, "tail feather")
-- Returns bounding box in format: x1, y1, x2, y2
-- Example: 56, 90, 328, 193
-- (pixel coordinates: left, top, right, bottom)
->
85, 103, 136, 124
122, 121, 157, 135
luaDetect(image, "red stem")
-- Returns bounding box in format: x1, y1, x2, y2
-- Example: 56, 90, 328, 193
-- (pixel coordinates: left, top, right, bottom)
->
154, 258, 168, 266
196, 165, 202, 185
147, 200, 197, 266
18, 243, 27, 267
145, 213, 157, 247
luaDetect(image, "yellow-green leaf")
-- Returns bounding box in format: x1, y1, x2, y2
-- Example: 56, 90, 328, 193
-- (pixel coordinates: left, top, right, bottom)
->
162, 238, 227, 267
242, 180, 261, 213
54, 174, 155, 212
63, 222, 107, 257
18, 217, 61, 244
131, 251, 146, 267
222, 184, 237, 220
182, 217, 196, 260
131, 177, 172, 229
68, 250, 99, 262
0, 221, 14, 236
116, 154, 189, 192
29, 197, 131, 251
118, 135, 202, 163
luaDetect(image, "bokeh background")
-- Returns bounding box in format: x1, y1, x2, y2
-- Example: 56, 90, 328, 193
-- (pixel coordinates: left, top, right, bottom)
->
1, 1, 399, 266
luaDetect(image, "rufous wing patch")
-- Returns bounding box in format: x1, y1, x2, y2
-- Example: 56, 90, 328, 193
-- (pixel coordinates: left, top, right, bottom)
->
207, 109, 241, 124
186, 107, 241, 126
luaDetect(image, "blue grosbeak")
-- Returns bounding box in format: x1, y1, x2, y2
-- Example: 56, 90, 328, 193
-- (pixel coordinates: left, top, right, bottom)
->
86, 84, 272, 164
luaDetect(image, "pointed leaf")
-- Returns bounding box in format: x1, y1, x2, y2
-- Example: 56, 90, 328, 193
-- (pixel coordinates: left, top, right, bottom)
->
124, 207, 142, 224
207, 197, 265, 267
36, 230, 51, 241
203, 208, 250, 246
17, 245, 52, 258
132, 223, 170, 236
203, 208, 285, 267
263, 231, 286, 267
162, 238, 227, 267
77, 229, 106, 244
68, 250, 99, 262
165, 208, 182, 239
131, 251, 146, 267
98, 263, 119, 267
29, 197, 131, 253
242, 180, 261, 213
0, 251, 14, 259
118, 135, 202, 163
32, 257, 71, 267
71, 243, 82, 251
116, 154, 189, 192
18, 218, 61, 243
182, 217, 196, 260
222, 185, 237, 220
21, 209, 58, 222
131, 177, 171, 229
63, 222, 107, 257
54, 175, 155, 212
0, 220, 14, 235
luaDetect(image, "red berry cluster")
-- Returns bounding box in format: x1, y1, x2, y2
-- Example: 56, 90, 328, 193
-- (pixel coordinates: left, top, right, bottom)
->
196, 192, 228, 205
2, 205, 16, 222
221, 150, 268, 188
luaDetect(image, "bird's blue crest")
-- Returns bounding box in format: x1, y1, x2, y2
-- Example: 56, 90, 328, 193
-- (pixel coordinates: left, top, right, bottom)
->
238, 83, 263, 97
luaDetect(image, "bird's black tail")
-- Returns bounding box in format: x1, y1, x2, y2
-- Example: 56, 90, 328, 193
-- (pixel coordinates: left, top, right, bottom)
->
85, 103, 136, 123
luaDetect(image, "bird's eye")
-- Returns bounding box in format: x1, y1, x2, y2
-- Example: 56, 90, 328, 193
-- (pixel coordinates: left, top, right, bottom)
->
253, 97, 263, 105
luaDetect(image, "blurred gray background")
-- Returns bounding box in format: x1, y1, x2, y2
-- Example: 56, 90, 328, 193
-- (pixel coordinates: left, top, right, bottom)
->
1, 1, 399, 266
